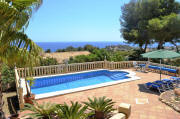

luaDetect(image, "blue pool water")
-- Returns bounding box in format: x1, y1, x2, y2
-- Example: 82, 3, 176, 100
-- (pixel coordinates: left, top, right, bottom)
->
31, 70, 129, 95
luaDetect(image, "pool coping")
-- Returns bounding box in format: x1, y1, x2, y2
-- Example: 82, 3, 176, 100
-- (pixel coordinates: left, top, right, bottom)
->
20, 69, 140, 99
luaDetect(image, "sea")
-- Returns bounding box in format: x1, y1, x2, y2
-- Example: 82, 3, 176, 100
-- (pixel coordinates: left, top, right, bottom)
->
36, 42, 137, 52
36, 42, 176, 52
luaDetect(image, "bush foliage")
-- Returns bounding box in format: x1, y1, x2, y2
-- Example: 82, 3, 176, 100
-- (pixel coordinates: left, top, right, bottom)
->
1, 64, 15, 91
56, 45, 98, 52
22, 97, 115, 119
45, 49, 51, 53
68, 49, 131, 63
40, 57, 58, 66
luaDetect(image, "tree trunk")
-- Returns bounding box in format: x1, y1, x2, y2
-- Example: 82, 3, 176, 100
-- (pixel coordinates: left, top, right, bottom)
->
0, 62, 6, 119
175, 45, 179, 53
171, 41, 179, 52
157, 41, 164, 49
139, 44, 144, 53
144, 40, 149, 53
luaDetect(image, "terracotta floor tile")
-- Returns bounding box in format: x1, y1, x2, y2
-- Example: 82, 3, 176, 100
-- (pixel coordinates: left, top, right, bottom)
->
20, 69, 180, 119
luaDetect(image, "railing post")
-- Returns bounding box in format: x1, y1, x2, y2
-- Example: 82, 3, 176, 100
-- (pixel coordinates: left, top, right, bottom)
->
104, 60, 108, 69
14, 67, 24, 109
19, 87, 24, 109
65, 62, 68, 73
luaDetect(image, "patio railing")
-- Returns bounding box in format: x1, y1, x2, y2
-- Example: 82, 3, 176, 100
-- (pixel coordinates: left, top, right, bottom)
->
16, 61, 147, 78
14, 60, 180, 109
14, 67, 24, 109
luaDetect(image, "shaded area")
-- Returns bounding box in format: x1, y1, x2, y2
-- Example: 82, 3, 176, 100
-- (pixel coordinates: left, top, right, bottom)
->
2, 92, 19, 116
7, 95, 20, 114
137, 84, 160, 95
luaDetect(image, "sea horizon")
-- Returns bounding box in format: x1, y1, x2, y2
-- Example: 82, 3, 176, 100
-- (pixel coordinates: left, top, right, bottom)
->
36, 41, 133, 52
36, 41, 177, 52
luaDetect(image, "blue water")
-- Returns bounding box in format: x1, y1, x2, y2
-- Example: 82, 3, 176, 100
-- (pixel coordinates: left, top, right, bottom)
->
36, 42, 177, 52
31, 70, 129, 95
36, 42, 136, 52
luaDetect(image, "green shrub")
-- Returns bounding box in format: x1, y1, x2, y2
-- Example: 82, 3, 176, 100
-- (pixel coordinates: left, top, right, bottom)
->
92, 49, 110, 61
40, 57, 58, 66
128, 49, 144, 60
22, 101, 57, 119
56, 102, 88, 119
45, 49, 51, 53
22, 97, 116, 119
56, 49, 66, 52
56, 45, 98, 52
66, 46, 76, 51
25, 77, 35, 97
83, 96, 115, 119
1, 64, 15, 91
23, 101, 88, 119
84, 45, 98, 52
169, 58, 180, 66
111, 52, 125, 61
68, 49, 126, 63
77, 46, 84, 51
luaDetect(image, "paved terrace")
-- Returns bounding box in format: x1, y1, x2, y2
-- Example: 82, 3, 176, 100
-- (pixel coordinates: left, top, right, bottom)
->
21, 69, 180, 119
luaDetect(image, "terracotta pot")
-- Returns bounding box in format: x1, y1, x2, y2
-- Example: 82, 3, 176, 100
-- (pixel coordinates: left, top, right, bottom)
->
95, 111, 104, 119
174, 88, 180, 96
9, 114, 19, 119
24, 94, 35, 104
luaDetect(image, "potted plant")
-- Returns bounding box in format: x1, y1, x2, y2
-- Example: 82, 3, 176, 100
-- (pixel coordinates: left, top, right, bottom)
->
9, 113, 19, 119
83, 96, 115, 119
24, 77, 35, 104
174, 88, 180, 96
56, 101, 88, 119
22, 101, 57, 119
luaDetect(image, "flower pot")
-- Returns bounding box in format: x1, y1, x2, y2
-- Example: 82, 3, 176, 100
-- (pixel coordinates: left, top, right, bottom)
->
24, 94, 35, 104
174, 88, 180, 96
95, 111, 104, 119
9, 113, 19, 119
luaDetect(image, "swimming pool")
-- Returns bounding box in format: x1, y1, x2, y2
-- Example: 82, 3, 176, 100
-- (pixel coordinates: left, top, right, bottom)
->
24, 69, 139, 99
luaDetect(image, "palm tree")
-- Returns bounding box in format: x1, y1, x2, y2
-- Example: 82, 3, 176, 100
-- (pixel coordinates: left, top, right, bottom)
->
0, 0, 43, 118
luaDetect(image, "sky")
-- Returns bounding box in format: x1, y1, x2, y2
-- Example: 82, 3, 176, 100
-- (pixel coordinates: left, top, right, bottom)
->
26, 0, 130, 42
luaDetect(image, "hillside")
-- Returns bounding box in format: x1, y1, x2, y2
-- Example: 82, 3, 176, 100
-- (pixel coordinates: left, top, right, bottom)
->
42, 51, 90, 63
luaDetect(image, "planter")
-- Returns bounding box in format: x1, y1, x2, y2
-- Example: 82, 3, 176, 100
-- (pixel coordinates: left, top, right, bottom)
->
95, 111, 104, 119
9, 113, 19, 119
174, 88, 180, 96
24, 94, 35, 104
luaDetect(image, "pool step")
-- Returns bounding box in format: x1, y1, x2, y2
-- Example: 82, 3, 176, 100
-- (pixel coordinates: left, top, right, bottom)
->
110, 73, 126, 80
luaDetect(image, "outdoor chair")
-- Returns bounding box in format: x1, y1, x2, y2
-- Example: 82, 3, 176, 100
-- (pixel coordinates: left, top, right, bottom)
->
136, 63, 149, 73
170, 76, 180, 82
133, 61, 141, 71
144, 77, 180, 93
138, 64, 146, 72
169, 77, 180, 88
161, 79, 176, 89
144, 82, 165, 93
142, 62, 150, 73
154, 80, 171, 90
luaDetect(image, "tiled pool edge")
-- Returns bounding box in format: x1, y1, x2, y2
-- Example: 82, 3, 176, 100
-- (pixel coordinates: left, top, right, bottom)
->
20, 69, 140, 99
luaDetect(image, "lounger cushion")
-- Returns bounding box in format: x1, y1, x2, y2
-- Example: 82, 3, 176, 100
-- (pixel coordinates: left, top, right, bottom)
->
148, 65, 177, 73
